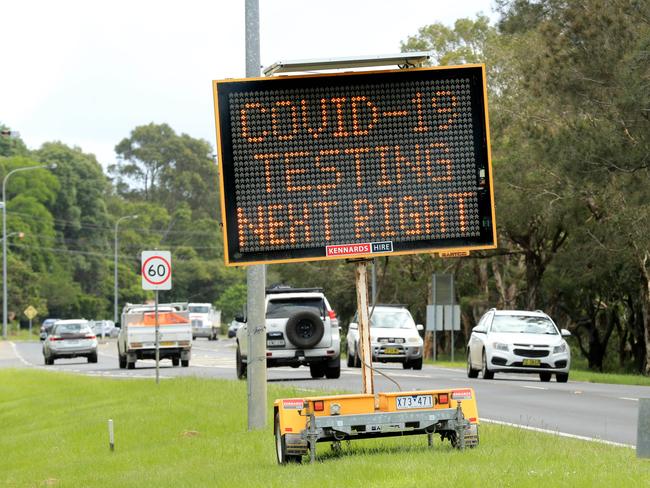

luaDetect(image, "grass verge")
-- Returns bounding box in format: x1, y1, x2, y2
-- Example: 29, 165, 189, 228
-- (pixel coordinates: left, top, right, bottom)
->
1, 369, 648, 487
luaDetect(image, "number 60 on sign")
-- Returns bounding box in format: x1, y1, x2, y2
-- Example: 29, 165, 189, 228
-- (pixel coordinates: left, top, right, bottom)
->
141, 250, 172, 291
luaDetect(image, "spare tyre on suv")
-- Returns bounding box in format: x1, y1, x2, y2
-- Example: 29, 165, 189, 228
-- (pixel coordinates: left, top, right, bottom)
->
235, 287, 340, 380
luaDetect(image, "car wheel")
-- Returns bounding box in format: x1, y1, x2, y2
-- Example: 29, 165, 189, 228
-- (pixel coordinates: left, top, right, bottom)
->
285, 310, 324, 348
539, 372, 552, 382
325, 359, 341, 379
192, 336, 196, 341
411, 357, 423, 370
127, 360, 135, 370
309, 363, 326, 379
556, 372, 569, 383
481, 350, 494, 379
275, 413, 301, 465
353, 346, 361, 368
118, 354, 126, 369
467, 350, 479, 378
88, 353, 98, 363
346, 350, 354, 368
44, 356, 53, 365
181, 359, 189, 367
172, 357, 180, 367
402, 360, 411, 369
236, 345, 247, 380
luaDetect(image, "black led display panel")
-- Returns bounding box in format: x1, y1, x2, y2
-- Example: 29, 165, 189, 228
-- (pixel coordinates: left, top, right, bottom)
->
213, 64, 496, 265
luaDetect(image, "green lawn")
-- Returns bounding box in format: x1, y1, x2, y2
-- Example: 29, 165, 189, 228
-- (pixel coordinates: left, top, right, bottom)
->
1, 369, 648, 487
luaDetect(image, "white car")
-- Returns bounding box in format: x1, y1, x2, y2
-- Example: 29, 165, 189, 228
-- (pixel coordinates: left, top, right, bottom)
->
466, 309, 571, 382
346, 305, 424, 370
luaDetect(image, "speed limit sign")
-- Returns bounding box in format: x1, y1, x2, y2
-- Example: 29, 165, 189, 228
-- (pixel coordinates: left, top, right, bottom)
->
141, 251, 172, 290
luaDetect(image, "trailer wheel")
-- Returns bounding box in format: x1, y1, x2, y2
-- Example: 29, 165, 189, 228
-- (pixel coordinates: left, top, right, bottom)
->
275, 413, 301, 465
172, 357, 180, 367
181, 359, 189, 367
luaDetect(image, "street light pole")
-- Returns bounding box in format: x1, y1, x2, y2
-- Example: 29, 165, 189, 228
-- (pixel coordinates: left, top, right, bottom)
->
2, 164, 53, 339
114, 215, 138, 324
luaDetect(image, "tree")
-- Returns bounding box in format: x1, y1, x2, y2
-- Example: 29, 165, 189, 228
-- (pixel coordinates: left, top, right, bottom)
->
112, 123, 219, 220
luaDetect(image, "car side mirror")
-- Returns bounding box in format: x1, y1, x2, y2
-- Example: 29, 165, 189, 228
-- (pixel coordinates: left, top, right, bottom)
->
349, 322, 358, 330
416, 324, 424, 331
561, 328, 571, 337
235, 314, 246, 323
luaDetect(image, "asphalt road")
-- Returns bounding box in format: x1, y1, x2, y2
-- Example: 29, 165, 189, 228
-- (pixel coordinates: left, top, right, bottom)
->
2, 338, 647, 446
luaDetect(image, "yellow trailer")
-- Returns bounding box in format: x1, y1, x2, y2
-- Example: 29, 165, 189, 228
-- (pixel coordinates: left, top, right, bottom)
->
274, 387, 479, 464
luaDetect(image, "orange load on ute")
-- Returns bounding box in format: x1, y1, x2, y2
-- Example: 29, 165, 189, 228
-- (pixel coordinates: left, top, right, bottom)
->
130, 312, 189, 326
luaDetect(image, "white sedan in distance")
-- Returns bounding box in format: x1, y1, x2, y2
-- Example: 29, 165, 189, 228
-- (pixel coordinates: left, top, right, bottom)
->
466, 309, 571, 382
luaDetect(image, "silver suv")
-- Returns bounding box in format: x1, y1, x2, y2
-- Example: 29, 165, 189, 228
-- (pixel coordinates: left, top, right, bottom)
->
236, 287, 340, 379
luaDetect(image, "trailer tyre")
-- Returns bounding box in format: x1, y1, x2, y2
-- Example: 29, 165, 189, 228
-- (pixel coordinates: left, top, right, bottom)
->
181, 359, 189, 367
275, 413, 301, 465
172, 357, 180, 367
285, 310, 324, 348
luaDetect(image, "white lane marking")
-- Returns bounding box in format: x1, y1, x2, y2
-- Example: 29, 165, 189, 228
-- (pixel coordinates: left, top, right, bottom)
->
480, 418, 634, 448
521, 385, 547, 390
10, 342, 34, 366
619, 397, 638, 401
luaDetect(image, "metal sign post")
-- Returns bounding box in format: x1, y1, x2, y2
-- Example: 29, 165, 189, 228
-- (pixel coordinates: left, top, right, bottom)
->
155, 290, 160, 384
141, 250, 172, 385
355, 260, 374, 394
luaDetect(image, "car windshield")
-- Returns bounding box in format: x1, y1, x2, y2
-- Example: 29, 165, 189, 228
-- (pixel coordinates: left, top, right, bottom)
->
369, 309, 416, 329
266, 298, 325, 318
189, 306, 210, 313
53, 323, 91, 335
490, 315, 558, 334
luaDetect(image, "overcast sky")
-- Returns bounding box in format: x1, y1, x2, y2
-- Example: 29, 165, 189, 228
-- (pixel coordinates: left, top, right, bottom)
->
1, 0, 497, 168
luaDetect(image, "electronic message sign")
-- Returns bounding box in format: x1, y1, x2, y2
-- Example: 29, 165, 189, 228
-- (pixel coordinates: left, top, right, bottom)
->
213, 64, 496, 265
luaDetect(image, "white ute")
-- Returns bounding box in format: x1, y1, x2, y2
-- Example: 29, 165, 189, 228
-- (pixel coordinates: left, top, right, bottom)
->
117, 302, 192, 369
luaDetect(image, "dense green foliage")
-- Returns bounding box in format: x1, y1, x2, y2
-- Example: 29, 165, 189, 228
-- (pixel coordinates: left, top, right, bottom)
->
1, 1, 649, 374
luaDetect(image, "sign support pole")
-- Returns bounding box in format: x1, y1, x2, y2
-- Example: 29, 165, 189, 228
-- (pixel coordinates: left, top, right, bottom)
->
355, 260, 374, 395
155, 289, 160, 385
245, 0, 267, 431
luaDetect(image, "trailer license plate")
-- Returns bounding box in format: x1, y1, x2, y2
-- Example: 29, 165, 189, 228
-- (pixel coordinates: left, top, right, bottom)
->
384, 347, 400, 354
523, 359, 541, 366
160, 341, 175, 346
396, 395, 433, 410
267, 339, 285, 347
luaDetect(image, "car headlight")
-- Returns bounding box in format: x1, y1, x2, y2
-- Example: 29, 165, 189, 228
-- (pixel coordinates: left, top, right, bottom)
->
407, 336, 421, 344
553, 342, 567, 354
492, 342, 509, 352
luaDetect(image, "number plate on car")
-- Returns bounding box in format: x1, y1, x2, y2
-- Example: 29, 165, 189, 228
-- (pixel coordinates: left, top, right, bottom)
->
267, 339, 285, 347
396, 395, 433, 410
523, 359, 541, 366
383, 347, 400, 354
